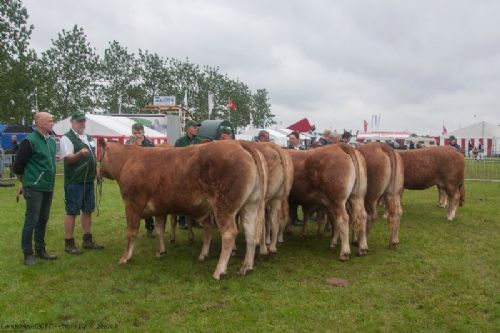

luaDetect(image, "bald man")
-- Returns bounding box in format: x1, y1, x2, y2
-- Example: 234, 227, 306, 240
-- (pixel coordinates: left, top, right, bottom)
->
14, 112, 58, 265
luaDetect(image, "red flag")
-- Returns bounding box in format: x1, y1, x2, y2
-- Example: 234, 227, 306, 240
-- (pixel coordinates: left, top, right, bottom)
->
229, 98, 236, 111
363, 120, 368, 132
442, 124, 447, 134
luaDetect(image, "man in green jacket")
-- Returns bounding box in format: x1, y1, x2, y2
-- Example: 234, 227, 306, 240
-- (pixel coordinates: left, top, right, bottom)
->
60, 111, 104, 254
13, 112, 58, 265
174, 119, 202, 147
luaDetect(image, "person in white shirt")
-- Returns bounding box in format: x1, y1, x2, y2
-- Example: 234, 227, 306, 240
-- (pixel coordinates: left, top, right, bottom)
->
60, 112, 104, 254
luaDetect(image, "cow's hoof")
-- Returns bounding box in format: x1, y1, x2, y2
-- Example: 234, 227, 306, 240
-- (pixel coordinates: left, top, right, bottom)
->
239, 266, 253, 276
357, 248, 368, 256
118, 258, 128, 265
339, 253, 350, 262
388, 242, 399, 250
198, 254, 207, 261
156, 251, 166, 258
269, 246, 277, 254
330, 243, 337, 249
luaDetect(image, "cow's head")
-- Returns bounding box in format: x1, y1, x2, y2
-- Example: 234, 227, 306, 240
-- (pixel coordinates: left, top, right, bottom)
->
97, 138, 115, 181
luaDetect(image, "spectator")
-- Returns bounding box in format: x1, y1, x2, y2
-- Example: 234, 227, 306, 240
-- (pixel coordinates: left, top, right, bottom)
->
9, 135, 20, 178
339, 130, 352, 144
217, 126, 233, 140
287, 131, 306, 150
13, 112, 58, 265
448, 135, 462, 153
409, 141, 415, 149
60, 111, 104, 254
478, 142, 484, 160
126, 123, 156, 238
175, 119, 202, 147
174, 119, 202, 229
256, 130, 270, 142
318, 129, 332, 145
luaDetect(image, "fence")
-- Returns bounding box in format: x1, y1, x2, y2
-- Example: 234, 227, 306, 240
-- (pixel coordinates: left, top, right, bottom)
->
3, 151, 500, 182
465, 157, 500, 182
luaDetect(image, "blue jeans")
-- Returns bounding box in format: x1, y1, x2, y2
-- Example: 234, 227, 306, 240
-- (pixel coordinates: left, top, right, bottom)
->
21, 188, 53, 255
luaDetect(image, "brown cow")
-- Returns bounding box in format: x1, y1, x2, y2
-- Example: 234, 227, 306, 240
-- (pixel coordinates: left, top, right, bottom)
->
253, 142, 293, 255
287, 144, 368, 260
397, 146, 465, 221
357, 142, 404, 248
193, 141, 293, 258
98, 140, 267, 279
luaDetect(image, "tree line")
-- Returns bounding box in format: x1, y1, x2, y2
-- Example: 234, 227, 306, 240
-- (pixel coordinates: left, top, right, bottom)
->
0, 0, 275, 129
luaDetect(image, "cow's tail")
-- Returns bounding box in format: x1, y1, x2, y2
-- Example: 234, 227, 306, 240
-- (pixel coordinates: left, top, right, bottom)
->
338, 144, 361, 196
239, 141, 268, 244
273, 145, 292, 222
459, 182, 465, 206
379, 143, 398, 196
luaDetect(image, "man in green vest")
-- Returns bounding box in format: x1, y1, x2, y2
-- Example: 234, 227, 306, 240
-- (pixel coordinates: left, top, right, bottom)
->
13, 112, 58, 265
60, 111, 104, 254
174, 119, 202, 229
174, 119, 202, 147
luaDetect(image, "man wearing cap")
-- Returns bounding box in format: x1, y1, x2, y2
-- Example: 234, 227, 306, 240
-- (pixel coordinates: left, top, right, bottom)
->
217, 126, 233, 140
175, 119, 202, 147
448, 135, 462, 153
174, 119, 202, 229
14, 112, 58, 265
339, 130, 352, 144
60, 111, 104, 254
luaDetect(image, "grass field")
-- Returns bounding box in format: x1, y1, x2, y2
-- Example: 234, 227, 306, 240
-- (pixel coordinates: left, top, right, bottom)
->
0, 177, 499, 332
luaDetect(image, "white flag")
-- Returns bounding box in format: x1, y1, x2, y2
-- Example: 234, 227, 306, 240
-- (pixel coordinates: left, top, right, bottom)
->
208, 93, 214, 118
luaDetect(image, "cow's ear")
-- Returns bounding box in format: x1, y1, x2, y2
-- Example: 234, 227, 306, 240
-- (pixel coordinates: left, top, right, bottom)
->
98, 137, 107, 149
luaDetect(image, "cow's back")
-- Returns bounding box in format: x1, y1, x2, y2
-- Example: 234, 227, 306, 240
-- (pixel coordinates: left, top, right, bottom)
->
398, 146, 465, 190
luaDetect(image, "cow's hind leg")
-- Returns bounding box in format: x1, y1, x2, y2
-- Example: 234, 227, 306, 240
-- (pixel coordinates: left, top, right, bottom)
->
268, 199, 281, 254
213, 214, 238, 280
350, 198, 368, 256
119, 205, 141, 265
155, 215, 167, 257
239, 203, 261, 275
437, 185, 448, 208
328, 203, 351, 261
198, 217, 213, 261
384, 195, 401, 249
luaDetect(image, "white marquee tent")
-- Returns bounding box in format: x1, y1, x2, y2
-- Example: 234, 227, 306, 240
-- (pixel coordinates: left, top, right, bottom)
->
443, 121, 500, 156
53, 114, 167, 141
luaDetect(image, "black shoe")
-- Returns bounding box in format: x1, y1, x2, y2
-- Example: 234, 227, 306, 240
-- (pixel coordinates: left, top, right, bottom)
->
24, 254, 39, 266
65, 238, 83, 255
82, 234, 104, 250
35, 250, 58, 260
147, 229, 156, 239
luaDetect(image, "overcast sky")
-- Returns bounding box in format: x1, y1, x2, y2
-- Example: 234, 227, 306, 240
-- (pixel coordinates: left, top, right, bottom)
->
24, 0, 500, 134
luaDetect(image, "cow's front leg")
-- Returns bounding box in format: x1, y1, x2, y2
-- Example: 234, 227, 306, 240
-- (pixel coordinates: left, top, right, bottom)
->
119, 205, 141, 265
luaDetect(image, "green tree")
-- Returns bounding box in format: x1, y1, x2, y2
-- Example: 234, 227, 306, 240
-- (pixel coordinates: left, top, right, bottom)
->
39, 25, 99, 119
251, 88, 275, 128
135, 50, 168, 108
100, 40, 139, 114
0, 0, 36, 124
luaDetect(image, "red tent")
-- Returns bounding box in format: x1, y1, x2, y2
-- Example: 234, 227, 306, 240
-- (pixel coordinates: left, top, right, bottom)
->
287, 118, 315, 132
